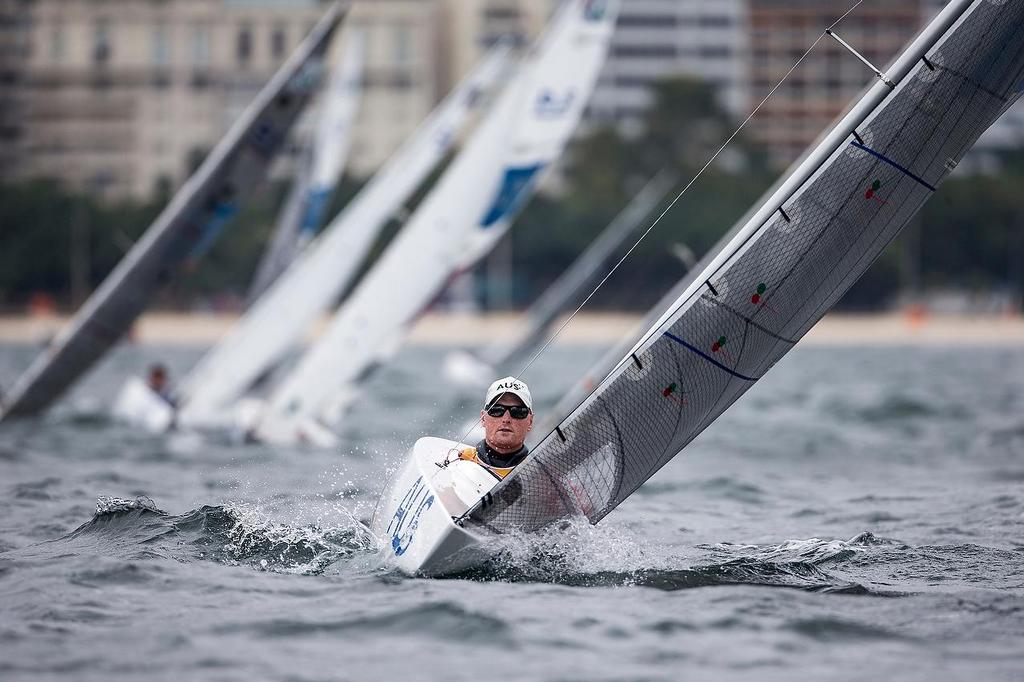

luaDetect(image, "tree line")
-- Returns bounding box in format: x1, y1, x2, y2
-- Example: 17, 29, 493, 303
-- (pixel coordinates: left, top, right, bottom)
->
2, 78, 1021, 312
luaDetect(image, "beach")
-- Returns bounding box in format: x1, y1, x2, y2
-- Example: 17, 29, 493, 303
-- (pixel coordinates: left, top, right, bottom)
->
1, 311, 1022, 347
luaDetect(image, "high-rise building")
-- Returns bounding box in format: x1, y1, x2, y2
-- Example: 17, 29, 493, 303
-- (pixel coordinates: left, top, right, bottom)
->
747, 0, 926, 167
441, 0, 749, 135
588, 0, 748, 135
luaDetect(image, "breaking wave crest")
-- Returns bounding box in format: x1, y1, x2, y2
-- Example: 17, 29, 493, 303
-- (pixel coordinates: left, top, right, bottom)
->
54, 496, 379, 575
455, 519, 886, 594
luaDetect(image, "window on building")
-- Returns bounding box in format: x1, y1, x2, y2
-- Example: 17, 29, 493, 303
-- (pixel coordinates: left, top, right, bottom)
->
393, 24, 411, 64
613, 45, 677, 58
271, 24, 287, 59
618, 15, 678, 28
698, 15, 733, 28
152, 23, 171, 67
190, 23, 211, 66
93, 19, 112, 66
699, 45, 731, 59
237, 24, 253, 65
50, 22, 66, 62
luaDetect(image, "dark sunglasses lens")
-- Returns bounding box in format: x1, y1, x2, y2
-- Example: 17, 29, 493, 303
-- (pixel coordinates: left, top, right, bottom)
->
487, 404, 530, 419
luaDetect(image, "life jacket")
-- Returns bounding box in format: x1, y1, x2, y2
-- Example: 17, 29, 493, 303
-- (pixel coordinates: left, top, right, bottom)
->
459, 446, 518, 480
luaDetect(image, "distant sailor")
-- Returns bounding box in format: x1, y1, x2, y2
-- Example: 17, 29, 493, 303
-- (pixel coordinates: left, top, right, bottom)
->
460, 376, 533, 479
146, 363, 176, 407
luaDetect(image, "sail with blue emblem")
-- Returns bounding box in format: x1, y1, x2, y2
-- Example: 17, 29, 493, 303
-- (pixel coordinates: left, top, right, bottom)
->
468, 0, 1024, 533
254, 0, 619, 445
172, 44, 511, 426
448, 169, 677, 387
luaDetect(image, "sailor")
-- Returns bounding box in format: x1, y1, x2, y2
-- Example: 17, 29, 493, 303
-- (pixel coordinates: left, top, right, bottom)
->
146, 363, 176, 407
460, 376, 533, 479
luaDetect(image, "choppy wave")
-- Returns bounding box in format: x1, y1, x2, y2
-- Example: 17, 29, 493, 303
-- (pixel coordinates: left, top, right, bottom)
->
446, 519, 894, 594
24, 496, 379, 576
9, 495, 1022, 600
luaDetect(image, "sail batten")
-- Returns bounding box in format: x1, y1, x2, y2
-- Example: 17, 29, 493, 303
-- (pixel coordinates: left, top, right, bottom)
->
469, 0, 1024, 534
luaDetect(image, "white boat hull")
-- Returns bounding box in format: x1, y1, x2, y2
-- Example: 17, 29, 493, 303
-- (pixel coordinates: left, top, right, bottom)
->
371, 437, 498, 576
111, 377, 175, 433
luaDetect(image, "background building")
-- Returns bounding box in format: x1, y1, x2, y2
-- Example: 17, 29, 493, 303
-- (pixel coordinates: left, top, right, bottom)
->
588, 0, 748, 133
747, 0, 925, 166
5, 0, 1024, 204
3, 0, 441, 201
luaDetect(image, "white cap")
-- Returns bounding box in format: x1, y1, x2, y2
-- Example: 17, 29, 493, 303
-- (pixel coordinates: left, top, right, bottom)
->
484, 376, 532, 410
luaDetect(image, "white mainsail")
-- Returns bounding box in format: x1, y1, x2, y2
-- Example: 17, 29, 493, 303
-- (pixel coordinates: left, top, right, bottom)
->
444, 169, 678, 387
175, 45, 510, 425
0, 2, 348, 421
256, 0, 620, 444
468, 0, 1024, 535
247, 29, 366, 302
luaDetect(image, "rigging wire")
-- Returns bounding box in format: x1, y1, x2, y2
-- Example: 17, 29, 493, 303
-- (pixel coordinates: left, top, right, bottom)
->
454, 0, 866, 445
512, 1, 865, 381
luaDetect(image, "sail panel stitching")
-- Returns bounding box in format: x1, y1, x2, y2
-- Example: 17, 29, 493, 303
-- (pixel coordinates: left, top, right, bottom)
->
663, 332, 757, 382
702, 297, 800, 344
849, 141, 937, 191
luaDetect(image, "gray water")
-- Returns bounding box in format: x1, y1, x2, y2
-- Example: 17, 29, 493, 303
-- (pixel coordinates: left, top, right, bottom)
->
1, 340, 1022, 681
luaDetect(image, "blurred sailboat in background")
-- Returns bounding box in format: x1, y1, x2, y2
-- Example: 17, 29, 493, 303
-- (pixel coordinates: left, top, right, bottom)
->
247, 28, 366, 303
253, 0, 620, 446
112, 43, 511, 434
443, 169, 677, 388
0, 1, 350, 424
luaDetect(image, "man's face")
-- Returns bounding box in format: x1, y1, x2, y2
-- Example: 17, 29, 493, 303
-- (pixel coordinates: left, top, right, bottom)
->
149, 369, 167, 392
480, 392, 533, 454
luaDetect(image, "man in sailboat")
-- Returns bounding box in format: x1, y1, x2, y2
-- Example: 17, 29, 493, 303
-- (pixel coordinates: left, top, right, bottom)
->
147, 363, 176, 407
459, 376, 533, 478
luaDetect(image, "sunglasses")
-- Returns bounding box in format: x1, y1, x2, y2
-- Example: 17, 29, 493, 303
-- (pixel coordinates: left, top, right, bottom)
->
486, 403, 531, 420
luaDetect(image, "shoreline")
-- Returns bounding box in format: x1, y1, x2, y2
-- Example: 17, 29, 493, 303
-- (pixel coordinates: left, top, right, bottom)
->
0, 311, 1022, 347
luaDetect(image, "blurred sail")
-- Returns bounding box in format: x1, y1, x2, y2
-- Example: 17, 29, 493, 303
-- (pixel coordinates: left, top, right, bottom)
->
446, 169, 678, 387
0, 2, 349, 420
247, 29, 366, 303
256, 0, 619, 443
175, 44, 510, 424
